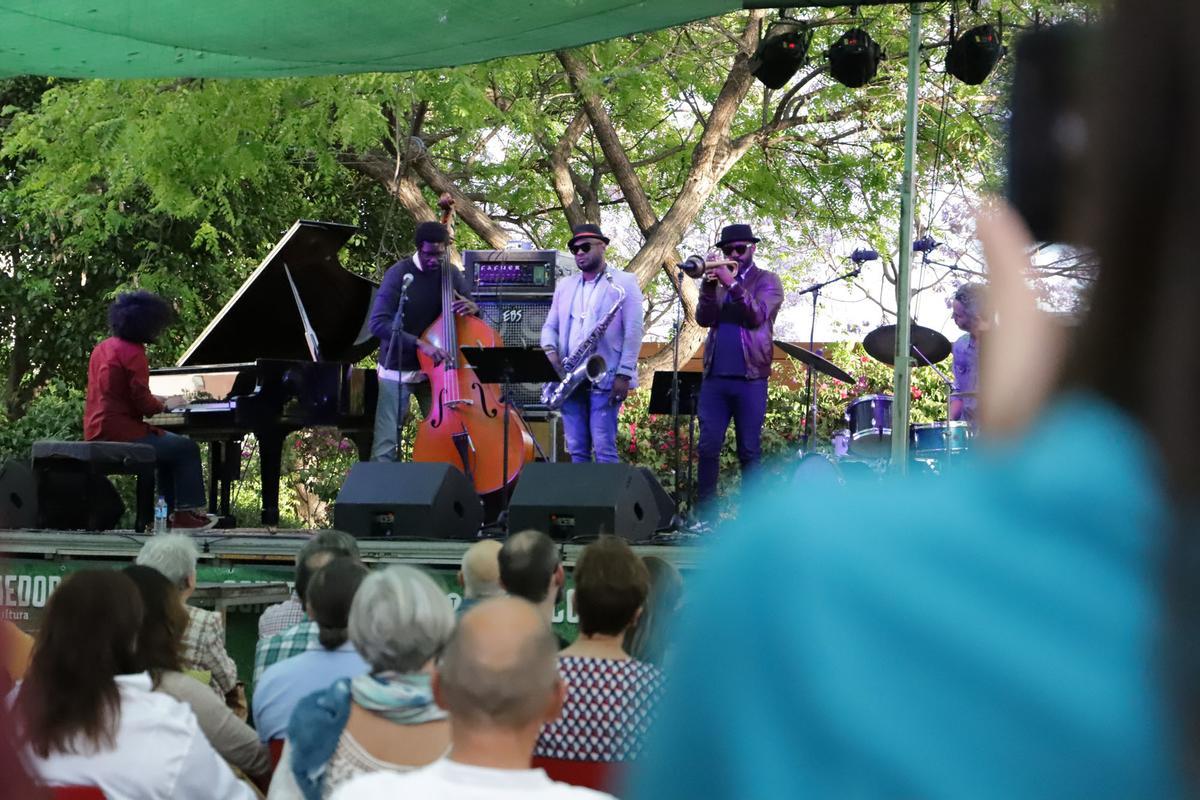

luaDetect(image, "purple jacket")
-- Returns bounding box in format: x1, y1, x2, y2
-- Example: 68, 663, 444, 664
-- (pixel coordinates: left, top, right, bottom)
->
696, 264, 783, 380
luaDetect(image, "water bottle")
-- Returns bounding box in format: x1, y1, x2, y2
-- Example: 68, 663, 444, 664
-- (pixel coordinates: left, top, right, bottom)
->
154, 496, 168, 534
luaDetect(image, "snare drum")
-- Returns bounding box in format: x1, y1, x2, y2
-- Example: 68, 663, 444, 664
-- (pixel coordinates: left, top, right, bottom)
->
909, 421, 974, 460
845, 394, 893, 458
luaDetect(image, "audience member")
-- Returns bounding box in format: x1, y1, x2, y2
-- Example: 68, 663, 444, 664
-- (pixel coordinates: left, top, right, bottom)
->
2, 619, 33, 689
13, 570, 253, 798
622, 556, 683, 668
458, 539, 504, 616
499, 529, 565, 625
123, 564, 270, 781
255, 538, 363, 683
330, 597, 613, 800
135, 533, 238, 698
253, 558, 370, 742
634, 7, 1194, 797
269, 566, 454, 799
259, 531, 361, 638
534, 537, 663, 789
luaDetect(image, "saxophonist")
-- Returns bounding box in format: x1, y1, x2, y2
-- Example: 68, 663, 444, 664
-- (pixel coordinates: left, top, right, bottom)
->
541, 224, 645, 463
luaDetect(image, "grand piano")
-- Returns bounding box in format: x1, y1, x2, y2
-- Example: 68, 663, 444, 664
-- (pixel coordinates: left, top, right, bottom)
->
148, 220, 379, 527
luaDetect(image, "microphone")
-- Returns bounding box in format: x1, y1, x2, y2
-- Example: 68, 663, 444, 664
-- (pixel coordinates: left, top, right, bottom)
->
676, 255, 708, 278
913, 235, 938, 254
850, 248, 880, 264
401, 273, 415, 291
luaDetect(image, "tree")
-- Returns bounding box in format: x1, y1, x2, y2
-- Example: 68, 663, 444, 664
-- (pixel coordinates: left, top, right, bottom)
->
2, 4, 1090, 404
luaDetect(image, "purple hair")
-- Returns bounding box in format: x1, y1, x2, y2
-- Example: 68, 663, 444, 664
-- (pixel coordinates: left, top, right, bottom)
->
107, 291, 175, 344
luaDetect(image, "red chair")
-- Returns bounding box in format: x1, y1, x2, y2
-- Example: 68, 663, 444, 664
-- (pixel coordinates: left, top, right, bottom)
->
268, 738, 285, 771
48, 788, 106, 800
531, 756, 621, 793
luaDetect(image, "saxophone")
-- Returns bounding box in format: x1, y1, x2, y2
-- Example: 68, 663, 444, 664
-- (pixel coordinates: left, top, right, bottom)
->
541, 271, 626, 410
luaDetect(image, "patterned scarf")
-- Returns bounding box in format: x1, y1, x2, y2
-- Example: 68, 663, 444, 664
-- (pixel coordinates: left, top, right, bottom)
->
349, 671, 446, 725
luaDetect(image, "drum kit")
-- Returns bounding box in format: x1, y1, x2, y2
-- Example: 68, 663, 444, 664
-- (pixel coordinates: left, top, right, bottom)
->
780, 322, 975, 475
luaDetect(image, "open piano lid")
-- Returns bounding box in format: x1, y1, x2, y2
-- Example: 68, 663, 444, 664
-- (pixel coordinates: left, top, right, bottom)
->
178, 220, 379, 367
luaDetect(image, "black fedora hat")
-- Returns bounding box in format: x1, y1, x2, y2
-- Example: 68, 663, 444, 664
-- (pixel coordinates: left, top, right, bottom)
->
714, 223, 761, 248
567, 223, 610, 248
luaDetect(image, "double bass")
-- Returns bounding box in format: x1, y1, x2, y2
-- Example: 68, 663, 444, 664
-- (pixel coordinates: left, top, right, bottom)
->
412, 197, 535, 501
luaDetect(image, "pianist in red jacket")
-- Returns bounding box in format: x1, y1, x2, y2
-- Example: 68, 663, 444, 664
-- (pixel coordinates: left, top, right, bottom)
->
84, 291, 213, 530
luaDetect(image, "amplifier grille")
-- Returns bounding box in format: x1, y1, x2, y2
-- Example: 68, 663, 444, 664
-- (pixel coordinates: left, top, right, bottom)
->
475, 296, 553, 413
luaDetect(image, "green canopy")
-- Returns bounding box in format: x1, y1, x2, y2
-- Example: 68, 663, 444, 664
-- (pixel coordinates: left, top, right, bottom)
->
0, 0, 741, 79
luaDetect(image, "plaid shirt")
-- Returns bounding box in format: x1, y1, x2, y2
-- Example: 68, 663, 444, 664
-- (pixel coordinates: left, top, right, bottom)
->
182, 605, 239, 696
253, 620, 320, 683
257, 594, 305, 638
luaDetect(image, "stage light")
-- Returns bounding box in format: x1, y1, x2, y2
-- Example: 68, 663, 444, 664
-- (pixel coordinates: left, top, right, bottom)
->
946, 23, 1005, 85
826, 28, 884, 88
749, 21, 814, 89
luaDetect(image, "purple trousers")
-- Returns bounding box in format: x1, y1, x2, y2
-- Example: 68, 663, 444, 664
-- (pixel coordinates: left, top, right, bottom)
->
696, 376, 768, 504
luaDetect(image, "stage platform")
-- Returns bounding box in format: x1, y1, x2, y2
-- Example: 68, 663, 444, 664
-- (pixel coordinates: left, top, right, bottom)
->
0, 529, 704, 570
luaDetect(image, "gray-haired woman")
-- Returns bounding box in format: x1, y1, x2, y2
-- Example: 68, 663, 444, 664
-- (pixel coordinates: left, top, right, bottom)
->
268, 565, 454, 800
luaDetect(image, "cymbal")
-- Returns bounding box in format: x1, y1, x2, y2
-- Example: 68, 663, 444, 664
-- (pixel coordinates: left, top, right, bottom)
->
863, 324, 952, 366
773, 340, 856, 384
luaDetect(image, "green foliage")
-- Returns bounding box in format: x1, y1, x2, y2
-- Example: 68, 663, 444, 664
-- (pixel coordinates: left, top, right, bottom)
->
0, 382, 85, 463
618, 344, 955, 514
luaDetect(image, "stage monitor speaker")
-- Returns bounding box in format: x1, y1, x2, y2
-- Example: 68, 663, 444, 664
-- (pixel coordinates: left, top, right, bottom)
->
0, 460, 37, 529
507, 463, 659, 542
475, 295, 553, 412
637, 466, 675, 532
333, 462, 484, 540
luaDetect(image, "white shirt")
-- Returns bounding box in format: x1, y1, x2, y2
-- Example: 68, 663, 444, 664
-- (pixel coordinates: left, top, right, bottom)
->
566, 272, 607, 355
330, 757, 615, 800
24, 672, 255, 800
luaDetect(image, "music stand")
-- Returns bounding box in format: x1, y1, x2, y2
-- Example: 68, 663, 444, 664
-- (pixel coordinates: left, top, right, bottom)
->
461, 347, 560, 518
649, 370, 703, 521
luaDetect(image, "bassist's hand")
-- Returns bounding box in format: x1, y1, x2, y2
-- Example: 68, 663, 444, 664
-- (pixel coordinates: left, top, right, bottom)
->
419, 340, 452, 365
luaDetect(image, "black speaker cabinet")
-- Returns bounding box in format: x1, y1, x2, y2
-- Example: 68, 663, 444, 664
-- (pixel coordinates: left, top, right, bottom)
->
637, 466, 675, 532
0, 460, 37, 529
507, 463, 659, 542
474, 295, 553, 412
333, 462, 484, 540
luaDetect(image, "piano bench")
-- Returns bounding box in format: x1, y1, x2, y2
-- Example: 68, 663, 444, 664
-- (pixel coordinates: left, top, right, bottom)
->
31, 441, 157, 533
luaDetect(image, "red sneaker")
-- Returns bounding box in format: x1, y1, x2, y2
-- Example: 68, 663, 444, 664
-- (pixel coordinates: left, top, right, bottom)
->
169, 510, 217, 531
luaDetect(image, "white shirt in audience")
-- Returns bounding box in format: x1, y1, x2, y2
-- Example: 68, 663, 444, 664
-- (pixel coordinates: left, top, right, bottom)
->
24, 672, 255, 799
330, 757, 615, 800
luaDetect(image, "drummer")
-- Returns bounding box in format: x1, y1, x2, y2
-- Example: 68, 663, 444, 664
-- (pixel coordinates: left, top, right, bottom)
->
948, 283, 990, 423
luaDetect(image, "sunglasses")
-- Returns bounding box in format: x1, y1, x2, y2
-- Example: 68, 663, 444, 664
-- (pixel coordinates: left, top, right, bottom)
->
569, 242, 598, 255
720, 244, 751, 256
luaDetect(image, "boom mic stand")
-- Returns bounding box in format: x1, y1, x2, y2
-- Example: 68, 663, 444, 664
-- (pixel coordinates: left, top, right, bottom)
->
797, 262, 863, 452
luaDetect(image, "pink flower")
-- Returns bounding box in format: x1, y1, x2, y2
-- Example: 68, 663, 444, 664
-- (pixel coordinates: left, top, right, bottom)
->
911, 387, 923, 399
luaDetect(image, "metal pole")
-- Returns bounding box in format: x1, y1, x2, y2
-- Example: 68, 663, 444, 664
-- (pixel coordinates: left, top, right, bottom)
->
890, 3, 922, 471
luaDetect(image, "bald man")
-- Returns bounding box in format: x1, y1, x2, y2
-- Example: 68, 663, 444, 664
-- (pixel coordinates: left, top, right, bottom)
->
331, 597, 613, 800
457, 539, 504, 617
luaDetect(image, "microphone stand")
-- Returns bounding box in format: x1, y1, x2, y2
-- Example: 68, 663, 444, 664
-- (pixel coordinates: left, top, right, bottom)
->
389, 276, 412, 461
668, 267, 688, 530
911, 342, 956, 467
797, 264, 862, 452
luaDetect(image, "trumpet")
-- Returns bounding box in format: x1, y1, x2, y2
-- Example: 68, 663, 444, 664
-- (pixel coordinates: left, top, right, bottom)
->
679, 255, 740, 281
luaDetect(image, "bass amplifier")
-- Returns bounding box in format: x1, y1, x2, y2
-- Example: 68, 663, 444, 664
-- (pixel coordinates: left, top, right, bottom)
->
464, 249, 558, 295
475, 295, 554, 413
